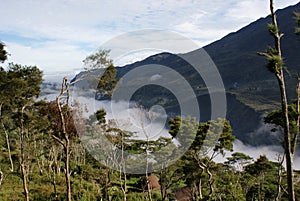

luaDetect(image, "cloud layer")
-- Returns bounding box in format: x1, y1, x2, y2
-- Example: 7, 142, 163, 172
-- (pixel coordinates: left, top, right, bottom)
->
0, 0, 298, 71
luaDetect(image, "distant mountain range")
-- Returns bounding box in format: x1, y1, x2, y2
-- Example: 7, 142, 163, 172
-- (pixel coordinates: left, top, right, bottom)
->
74, 2, 300, 146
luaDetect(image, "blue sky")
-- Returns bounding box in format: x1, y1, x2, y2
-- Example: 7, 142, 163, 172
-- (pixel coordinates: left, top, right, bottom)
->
0, 0, 299, 72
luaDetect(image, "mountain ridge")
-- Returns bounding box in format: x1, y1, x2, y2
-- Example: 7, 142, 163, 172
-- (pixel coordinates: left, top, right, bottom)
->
74, 3, 300, 145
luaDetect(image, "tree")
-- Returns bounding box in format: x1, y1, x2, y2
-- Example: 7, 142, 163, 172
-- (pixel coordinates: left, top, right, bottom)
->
213, 163, 245, 201
244, 155, 280, 201
0, 41, 8, 63
159, 158, 186, 200
0, 63, 43, 201
295, 11, 300, 36
0, 46, 13, 173
96, 64, 119, 100
193, 118, 235, 199
226, 152, 253, 172
49, 77, 76, 201
169, 117, 235, 199
0, 69, 14, 172
257, 1, 299, 200
83, 49, 113, 70
80, 49, 119, 100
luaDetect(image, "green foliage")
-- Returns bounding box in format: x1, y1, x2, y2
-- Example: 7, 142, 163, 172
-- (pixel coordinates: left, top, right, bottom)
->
190, 118, 235, 154
264, 103, 299, 135
83, 49, 113, 70
267, 54, 283, 74
169, 116, 198, 148
96, 64, 119, 99
0, 63, 43, 107
0, 52, 298, 200
168, 116, 181, 138
127, 137, 172, 154
244, 155, 280, 201
213, 163, 246, 201
268, 23, 279, 35
295, 11, 300, 36
225, 152, 253, 169
262, 47, 284, 74
0, 41, 8, 63
95, 108, 107, 125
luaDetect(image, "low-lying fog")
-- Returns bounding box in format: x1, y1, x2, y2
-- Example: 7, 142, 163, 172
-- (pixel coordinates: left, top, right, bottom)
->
40, 82, 300, 170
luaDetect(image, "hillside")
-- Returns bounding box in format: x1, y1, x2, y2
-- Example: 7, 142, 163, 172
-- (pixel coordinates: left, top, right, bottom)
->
119, 3, 300, 145
74, 3, 300, 145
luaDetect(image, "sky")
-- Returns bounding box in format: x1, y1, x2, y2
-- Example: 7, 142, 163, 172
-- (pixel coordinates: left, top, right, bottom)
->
0, 0, 299, 73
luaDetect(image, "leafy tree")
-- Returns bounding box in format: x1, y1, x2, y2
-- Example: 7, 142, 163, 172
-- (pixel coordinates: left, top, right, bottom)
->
80, 49, 119, 100
244, 155, 280, 201
226, 152, 253, 171
213, 163, 245, 201
0, 63, 43, 201
168, 116, 198, 149
169, 117, 235, 200
156, 158, 184, 201
0, 41, 8, 63
96, 64, 119, 99
83, 49, 113, 70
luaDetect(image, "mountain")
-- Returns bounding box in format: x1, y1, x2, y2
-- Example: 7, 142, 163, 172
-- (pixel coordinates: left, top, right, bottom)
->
75, 3, 300, 146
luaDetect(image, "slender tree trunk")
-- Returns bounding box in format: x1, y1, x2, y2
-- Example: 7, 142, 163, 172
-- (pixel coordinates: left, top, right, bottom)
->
3, 124, 13, 172
0, 104, 14, 172
206, 167, 214, 197
120, 134, 127, 201
159, 169, 167, 201
20, 106, 29, 201
120, 171, 127, 201
198, 176, 203, 200
159, 170, 164, 201
52, 174, 58, 200
199, 161, 214, 199
294, 78, 300, 152
276, 73, 295, 201
52, 77, 72, 201
144, 130, 152, 201
269, 1, 295, 200
64, 142, 71, 201
0, 170, 3, 186
145, 160, 152, 201
49, 158, 58, 200
275, 155, 284, 201
146, 175, 152, 201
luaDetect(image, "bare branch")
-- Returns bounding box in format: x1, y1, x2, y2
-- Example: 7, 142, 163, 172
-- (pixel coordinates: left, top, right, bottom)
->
51, 134, 65, 147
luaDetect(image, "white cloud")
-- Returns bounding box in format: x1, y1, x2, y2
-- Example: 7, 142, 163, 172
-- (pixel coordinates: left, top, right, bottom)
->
233, 139, 300, 170
214, 139, 300, 170
0, 0, 298, 72
69, 94, 170, 140
4, 41, 88, 71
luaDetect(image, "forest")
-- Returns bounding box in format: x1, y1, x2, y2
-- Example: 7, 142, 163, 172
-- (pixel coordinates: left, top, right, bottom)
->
1, 1, 300, 201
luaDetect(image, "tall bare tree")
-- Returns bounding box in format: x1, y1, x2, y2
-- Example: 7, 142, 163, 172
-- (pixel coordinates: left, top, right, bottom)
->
258, 1, 299, 200
49, 77, 73, 201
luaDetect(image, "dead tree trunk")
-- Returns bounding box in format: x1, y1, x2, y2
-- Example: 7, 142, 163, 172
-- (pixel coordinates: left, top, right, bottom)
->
51, 77, 72, 201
